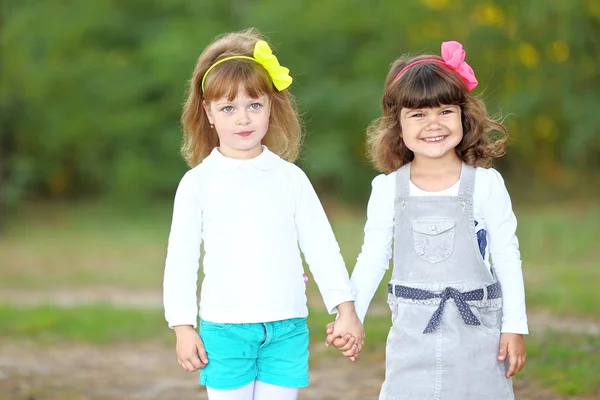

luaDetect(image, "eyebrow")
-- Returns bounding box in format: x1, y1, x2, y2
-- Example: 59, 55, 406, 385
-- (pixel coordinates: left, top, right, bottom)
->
214, 97, 266, 106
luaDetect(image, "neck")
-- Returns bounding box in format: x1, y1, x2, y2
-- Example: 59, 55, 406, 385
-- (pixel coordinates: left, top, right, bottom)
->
218, 144, 263, 160
411, 153, 462, 174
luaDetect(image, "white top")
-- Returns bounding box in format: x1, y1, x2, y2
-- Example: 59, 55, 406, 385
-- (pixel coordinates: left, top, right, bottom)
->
351, 167, 529, 334
163, 146, 354, 327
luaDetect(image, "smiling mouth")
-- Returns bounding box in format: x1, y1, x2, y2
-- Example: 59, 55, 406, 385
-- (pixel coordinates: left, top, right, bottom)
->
420, 135, 447, 143
236, 131, 253, 137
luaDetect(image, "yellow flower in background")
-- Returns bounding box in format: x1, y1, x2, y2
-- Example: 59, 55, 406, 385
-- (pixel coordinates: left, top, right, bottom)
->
550, 41, 569, 62
588, 0, 600, 18
518, 42, 540, 68
471, 3, 505, 27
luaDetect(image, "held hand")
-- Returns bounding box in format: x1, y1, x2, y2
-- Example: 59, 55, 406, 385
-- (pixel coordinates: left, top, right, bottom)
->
498, 333, 526, 378
331, 302, 365, 350
326, 321, 359, 361
325, 319, 364, 361
174, 325, 208, 372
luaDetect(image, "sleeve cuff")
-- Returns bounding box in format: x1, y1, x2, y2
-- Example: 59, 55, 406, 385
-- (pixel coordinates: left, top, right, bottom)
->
167, 318, 198, 329
325, 295, 356, 315
501, 322, 529, 334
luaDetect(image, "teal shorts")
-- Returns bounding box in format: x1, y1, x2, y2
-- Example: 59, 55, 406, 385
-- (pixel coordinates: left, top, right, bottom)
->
199, 317, 309, 390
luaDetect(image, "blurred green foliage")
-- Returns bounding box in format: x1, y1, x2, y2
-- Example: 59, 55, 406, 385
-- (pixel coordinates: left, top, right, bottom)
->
1, 0, 599, 205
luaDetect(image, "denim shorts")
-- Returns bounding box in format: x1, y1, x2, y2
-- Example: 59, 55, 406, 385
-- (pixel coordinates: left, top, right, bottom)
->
199, 317, 310, 390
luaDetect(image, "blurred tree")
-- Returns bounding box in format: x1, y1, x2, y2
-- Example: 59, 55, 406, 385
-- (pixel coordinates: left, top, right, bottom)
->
1, 0, 598, 207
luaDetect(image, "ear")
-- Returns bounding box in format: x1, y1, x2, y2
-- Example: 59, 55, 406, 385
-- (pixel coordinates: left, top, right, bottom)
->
202, 100, 214, 125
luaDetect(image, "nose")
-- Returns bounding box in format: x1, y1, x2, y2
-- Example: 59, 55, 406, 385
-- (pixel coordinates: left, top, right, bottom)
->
425, 113, 442, 130
236, 109, 250, 125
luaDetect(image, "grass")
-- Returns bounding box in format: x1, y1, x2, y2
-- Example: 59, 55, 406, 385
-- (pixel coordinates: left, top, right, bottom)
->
524, 330, 600, 395
0, 302, 390, 349
0, 303, 171, 345
1, 200, 599, 396
1, 303, 597, 396
4, 200, 598, 318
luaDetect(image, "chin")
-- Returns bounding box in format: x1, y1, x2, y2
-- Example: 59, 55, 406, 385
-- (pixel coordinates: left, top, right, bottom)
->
233, 142, 261, 151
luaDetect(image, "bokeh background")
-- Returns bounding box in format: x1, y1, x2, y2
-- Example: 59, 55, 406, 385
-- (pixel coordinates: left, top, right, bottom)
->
1, 1, 598, 399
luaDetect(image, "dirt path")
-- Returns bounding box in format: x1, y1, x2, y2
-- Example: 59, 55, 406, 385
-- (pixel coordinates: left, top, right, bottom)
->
0, 340, 583, 400
1, 288, 597, 399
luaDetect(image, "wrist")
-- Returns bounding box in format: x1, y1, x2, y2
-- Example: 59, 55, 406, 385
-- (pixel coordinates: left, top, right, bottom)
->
336, 301, 357, 317
173, 325, 195, 334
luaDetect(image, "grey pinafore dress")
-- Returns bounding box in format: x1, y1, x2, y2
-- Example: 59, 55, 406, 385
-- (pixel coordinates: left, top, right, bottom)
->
380, 163, 514, 400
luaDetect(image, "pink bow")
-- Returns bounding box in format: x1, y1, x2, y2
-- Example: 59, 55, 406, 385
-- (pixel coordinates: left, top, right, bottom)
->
441, 41, 478, 91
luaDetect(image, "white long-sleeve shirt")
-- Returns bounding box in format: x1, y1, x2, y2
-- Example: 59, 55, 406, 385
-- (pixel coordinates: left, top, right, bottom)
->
351, 167, 529, 334
163, 146, 354, 327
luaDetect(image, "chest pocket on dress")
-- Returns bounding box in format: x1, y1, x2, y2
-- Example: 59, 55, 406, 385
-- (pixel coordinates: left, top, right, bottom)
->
412, 218, 456, 263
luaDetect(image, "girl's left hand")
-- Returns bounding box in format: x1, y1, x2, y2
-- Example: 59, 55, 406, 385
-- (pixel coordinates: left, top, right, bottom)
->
325, 315, 364, 361
498, 333, 526, 377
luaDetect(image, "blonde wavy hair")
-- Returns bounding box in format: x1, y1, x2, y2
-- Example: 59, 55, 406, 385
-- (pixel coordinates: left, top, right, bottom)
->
367, 54, 507, 173
181, 28, 302, 166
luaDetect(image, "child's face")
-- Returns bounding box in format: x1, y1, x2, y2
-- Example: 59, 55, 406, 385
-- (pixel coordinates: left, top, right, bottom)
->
203, 88, 271, 159
399, 105, 463, 162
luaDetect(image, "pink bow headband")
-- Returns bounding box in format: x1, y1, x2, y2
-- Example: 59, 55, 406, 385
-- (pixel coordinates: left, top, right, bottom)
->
394, 41, 478, 91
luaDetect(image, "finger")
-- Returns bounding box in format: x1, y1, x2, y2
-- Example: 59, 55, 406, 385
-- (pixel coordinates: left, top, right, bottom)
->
325, 322, 334, 334
183, 359, 197, 372
325, 333, 338, 346
333, 335, 352, 346
342, 344, 358, 357
506, 353, 518, 378
516, 354, 526, 374
190, 355, 203, 369
338, 337, 356, 352
497, 341, 508, 361
196, 344, 209, 364
332, 337, 350, 348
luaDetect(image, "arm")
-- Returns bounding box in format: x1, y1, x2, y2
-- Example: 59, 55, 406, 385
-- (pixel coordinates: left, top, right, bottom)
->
163, 172, 208, 371
294, 170, 363, 354
484, 169, 528, 377
325, 174, 395, 358
484, 169, 528, 335
350, 174, 395, 323
294, 169, 355, 315
163, 171, 203, 329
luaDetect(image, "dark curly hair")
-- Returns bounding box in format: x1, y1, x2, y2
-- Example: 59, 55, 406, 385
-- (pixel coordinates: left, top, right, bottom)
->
367, 54, 507, 173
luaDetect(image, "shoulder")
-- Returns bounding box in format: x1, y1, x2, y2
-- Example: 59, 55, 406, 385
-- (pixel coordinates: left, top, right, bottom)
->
368, 172, 396, 202
372, 170, 397, 189
274, 157, 312, 184
475, 166, 508, 189
473, 166, 513, 205
176, 160, 214, 192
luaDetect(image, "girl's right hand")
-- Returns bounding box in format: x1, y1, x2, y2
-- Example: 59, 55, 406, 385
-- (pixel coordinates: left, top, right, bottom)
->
173, 325, 208, 372
325, 321, 359, 361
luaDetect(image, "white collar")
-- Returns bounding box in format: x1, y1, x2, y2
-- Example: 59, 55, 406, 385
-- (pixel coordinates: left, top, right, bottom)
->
206, 145, 280, 172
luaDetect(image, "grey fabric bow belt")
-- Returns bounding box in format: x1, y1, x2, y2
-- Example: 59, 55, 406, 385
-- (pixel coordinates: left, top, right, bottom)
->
388, 282, 502, 334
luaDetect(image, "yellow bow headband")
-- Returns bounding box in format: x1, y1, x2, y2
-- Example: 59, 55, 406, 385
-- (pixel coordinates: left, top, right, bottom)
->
201, 40, 293, 92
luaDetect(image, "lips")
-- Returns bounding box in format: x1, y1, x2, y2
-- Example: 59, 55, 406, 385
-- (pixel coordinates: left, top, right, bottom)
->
236, 130, 253, 137
420, 135, 447, 143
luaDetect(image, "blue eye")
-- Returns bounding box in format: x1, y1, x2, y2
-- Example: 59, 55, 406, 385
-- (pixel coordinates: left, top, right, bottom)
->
250, 103, 262, 110
222, 106, 234, 113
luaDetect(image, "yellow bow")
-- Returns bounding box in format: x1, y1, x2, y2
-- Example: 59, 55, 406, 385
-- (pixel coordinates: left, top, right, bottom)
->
252, 41, 293, 91
201, 40, 293, 92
